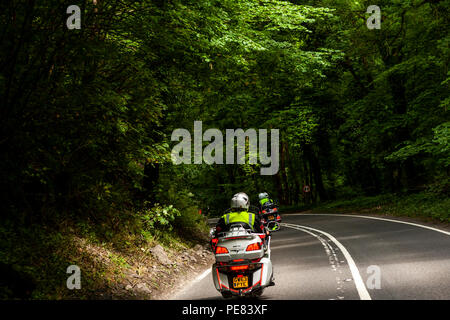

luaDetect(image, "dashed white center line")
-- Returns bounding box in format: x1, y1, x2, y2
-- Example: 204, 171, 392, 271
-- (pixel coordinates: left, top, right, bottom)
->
281, 222, 372, 300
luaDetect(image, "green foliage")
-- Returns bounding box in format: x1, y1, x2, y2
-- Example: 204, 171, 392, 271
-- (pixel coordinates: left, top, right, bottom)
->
0, 0, 449, 299
108, 253, 131, 270
139, 202, 181, 232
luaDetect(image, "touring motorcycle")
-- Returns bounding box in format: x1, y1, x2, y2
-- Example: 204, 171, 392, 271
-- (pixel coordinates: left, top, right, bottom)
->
260, 204, 281, 231
210, 220, 274, 298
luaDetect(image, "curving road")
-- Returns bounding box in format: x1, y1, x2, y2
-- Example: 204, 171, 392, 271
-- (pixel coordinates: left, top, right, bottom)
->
172, 214, 450, 300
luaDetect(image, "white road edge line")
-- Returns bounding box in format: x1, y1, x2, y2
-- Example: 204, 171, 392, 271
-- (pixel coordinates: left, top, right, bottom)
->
287, 213, 450, 236
281, 222, 372, 300
196, 267, 212, 282
171, 267, 212, 299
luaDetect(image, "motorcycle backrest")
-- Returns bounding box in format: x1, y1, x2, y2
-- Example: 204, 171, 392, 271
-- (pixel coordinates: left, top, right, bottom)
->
262, 202, 278, 210
217, 225, 257, 240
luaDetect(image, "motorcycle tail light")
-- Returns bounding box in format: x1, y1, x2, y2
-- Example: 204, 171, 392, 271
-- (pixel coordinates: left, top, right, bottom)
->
272, 207, 277, 212
246, 242, 261, 251
215, 246, 229, 254
229, 265, 249, 271
258, 234, 265, 240
262, 210, 266, 214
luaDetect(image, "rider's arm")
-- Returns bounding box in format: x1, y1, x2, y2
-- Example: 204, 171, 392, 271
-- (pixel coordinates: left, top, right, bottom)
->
254, 214, 267, 234
256, 216, 270, 240
214, 217, 225, 236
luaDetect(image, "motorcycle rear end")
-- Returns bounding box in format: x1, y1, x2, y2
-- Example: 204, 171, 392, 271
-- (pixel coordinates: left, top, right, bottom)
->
211, 226, 274, 298
261, 205, 282, 231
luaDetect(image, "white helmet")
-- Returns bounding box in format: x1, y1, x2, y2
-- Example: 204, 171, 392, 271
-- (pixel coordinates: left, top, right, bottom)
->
258, 192, 269, 200
230, 192, 250, 210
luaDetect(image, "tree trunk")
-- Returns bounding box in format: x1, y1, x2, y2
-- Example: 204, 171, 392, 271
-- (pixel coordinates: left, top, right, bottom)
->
280, 141, 290, 205
143, 163, 159, 202
287, 144, 300, 205
273, 173, 284, 205
305, 144, 328, 201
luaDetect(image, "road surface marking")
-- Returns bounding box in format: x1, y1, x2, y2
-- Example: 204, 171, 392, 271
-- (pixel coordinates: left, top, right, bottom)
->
287, 213, 450, 236
285, 225, 346, 299
282, 222, 372, 300
196, 267, 212, 282
171, 267, 212, 299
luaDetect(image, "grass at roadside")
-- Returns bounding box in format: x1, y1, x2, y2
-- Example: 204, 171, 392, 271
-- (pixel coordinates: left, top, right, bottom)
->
280, 191, 450, 223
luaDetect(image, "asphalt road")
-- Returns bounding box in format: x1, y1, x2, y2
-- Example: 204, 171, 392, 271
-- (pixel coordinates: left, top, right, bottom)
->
172, 214, 450, 300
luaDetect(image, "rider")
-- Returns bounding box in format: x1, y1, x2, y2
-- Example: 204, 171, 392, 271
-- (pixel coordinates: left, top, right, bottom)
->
258, 192, 274, 211
215, 192, 267, 236
259, 192, 281, 231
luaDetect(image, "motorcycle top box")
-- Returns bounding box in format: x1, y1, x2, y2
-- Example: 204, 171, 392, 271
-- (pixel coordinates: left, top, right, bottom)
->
214, 231, 265, 262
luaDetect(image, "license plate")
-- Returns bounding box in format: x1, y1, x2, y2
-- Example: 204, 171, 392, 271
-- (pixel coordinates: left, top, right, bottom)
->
233, 276, 249, 289
268, 215, 274, 220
